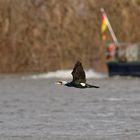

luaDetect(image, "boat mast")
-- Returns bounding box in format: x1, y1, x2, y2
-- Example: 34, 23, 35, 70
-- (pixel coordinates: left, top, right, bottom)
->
100, 8, 119, 45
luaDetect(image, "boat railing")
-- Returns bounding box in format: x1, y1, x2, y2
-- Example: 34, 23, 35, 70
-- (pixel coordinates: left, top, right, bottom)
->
106, 42, 140, 62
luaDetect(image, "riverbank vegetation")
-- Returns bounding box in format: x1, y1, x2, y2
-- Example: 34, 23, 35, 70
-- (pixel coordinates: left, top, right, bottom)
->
0, 0, 139, 73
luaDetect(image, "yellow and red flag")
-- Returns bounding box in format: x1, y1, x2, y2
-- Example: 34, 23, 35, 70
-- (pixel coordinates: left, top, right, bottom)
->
101, 13, 108, 40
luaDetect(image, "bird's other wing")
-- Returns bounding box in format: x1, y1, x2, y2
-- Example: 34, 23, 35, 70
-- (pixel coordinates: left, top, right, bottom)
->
71, 61, 86, 84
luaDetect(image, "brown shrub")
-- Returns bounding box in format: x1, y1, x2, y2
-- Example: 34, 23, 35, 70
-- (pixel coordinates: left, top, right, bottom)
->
0, 0, 139, 72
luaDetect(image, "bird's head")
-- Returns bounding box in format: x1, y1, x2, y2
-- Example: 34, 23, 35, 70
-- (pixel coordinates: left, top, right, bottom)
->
55, 80, 68, 85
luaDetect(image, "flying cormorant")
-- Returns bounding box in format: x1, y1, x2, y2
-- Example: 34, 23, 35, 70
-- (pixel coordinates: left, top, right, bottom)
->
56, 61, 99, 88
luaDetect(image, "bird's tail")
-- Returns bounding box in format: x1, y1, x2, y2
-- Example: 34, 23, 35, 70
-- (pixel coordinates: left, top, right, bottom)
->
87, 84, 100, 88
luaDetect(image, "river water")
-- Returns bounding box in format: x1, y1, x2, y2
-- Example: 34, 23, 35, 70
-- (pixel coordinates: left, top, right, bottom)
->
0, 74, 140, 140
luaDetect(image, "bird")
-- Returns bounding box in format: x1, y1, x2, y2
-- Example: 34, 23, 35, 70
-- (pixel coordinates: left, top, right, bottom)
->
56, 61, 99, 88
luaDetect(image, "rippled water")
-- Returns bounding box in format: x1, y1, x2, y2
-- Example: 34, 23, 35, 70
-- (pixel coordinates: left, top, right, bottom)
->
0, 75, 140, 140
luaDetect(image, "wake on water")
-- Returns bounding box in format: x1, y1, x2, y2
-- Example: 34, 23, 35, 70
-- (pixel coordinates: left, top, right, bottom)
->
25, 69, 107, 79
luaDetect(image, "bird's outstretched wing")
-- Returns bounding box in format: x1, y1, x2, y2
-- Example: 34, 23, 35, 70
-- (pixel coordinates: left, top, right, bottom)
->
71, 61, 86, 84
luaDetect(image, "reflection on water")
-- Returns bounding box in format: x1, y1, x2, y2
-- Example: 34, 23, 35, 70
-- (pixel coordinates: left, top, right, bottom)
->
0, 75, 140, 140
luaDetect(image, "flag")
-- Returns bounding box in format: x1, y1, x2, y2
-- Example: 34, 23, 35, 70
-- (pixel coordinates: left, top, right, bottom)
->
101, 13, 108, 40
101, 14, 107, 32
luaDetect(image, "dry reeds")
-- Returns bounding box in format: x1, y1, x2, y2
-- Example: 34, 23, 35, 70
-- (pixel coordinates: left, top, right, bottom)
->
0, 0, 139, 72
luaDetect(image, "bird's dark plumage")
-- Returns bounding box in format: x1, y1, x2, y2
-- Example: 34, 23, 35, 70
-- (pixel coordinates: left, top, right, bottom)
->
63, 61, 100, 88
71, 61, 86, 84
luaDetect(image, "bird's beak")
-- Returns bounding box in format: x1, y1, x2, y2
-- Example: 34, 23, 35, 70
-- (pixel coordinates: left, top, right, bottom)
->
55, 81, 62, 85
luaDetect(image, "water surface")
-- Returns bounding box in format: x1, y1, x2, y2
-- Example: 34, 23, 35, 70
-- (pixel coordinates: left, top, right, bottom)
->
0, 75, 140, 140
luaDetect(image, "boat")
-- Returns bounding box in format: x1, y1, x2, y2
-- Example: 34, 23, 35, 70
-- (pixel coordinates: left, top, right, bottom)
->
101, 8, 140, 77
106, 43, 140, 77
107, 61, 140, 77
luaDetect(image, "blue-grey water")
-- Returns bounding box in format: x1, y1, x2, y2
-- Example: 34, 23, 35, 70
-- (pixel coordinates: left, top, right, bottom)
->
0, 75, 140, 140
